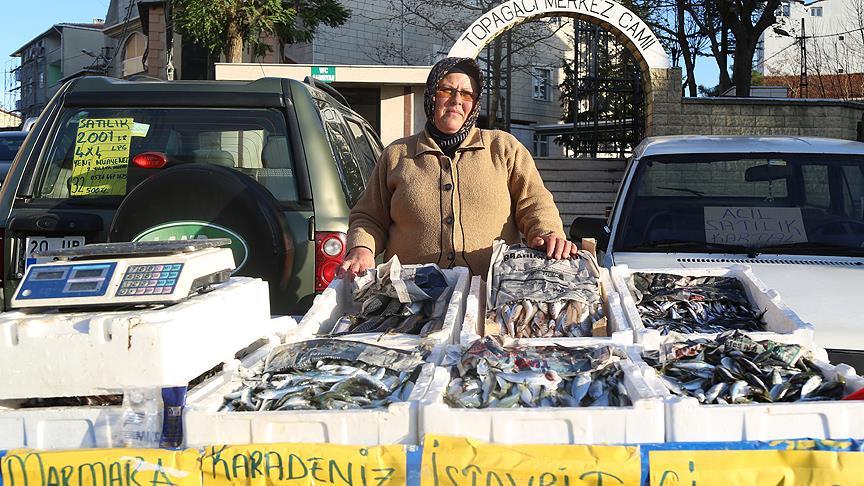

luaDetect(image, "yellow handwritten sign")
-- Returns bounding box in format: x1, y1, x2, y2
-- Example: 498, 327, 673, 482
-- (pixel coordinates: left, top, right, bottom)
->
649, 449, 864, 485
71, 118, 135, 196
199, 443, 406, 486
421, 435, 640, 486
1, 448, 201, 486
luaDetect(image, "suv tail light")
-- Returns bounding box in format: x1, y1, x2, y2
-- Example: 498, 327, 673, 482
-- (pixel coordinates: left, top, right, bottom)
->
315, 232, 346, 292
132, 152, 168, 169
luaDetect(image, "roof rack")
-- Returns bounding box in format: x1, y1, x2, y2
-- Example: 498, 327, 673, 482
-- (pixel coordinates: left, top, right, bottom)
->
303, 76, 350, 108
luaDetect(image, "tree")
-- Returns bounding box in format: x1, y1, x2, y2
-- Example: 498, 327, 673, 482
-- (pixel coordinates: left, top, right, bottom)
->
686, 0, 733, 93
174, 0, 349, 63
717, 0, 782, 96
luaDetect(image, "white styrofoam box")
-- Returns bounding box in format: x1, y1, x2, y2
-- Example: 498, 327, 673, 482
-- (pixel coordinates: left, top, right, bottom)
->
463, 268, 633, 347
0, 403, 124, 450
0, 332, 287, 451
419, 343, 665, 445
183, 336, 437, 446
0, 277, 275, 400
629, 347, 864, 442
296, 267, 470, 350
611, 264, 815, 351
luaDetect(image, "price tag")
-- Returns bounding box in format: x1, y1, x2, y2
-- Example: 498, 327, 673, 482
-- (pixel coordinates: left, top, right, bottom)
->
70, 118, 135, 196
649, 449, 864, 485
420, 435, 640, 486
1, 448, 201, 486
200, 443, 406, 486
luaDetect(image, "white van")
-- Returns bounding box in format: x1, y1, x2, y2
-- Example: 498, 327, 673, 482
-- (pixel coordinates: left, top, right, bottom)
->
573, 135, 864, 368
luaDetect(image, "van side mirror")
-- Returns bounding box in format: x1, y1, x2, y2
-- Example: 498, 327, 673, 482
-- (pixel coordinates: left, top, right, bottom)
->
570, 217, 610, 249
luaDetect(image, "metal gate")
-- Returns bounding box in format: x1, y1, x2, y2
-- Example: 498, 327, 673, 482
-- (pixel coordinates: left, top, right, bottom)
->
553, 20, 645, 158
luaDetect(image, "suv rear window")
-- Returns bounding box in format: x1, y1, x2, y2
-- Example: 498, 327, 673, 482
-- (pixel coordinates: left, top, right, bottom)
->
35, 108, 298, 201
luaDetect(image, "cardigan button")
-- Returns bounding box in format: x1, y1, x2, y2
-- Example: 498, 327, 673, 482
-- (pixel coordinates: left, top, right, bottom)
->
447, 252, 455, 261
443, 183, 453, 191
444, 216, 454, 225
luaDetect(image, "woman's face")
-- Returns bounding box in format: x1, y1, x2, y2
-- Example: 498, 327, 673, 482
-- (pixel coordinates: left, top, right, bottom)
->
433, 72, 478, 135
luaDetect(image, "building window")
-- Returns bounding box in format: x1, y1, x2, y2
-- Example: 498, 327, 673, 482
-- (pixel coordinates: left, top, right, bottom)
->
532, 67, 552, 101
810, 6, 823, 16
777, 2, 790, 16
533, 133, 549, 156
122, 32, 147, 77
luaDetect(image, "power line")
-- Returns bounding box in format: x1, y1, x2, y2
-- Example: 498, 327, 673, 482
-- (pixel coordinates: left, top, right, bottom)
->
808, 26, 864, 40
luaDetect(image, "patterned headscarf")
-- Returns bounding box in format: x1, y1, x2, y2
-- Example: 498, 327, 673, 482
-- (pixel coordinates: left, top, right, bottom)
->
424, 57, 484, 156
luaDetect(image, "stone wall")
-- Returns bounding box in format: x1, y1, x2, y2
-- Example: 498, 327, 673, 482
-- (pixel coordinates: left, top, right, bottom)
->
647, 68, 864, 141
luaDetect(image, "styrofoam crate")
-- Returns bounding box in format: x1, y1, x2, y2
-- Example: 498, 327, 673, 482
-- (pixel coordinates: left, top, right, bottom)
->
0, 277, 276, 400
0, 317, 296, 451
295, 267, 469, 350
183, 336, 437, 446
462, 268, 633, 347
0, 403, 124, 451
419, 342, 664, 445
626, 348, 864, 442
611, 264, 815, 351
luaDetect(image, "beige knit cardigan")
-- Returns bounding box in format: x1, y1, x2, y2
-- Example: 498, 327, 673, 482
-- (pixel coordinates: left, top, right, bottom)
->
346, 127, 565, 277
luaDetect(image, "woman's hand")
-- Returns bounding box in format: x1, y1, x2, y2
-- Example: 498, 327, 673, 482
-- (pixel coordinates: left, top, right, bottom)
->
530, 234, 579, 259
337, 246, 375, 280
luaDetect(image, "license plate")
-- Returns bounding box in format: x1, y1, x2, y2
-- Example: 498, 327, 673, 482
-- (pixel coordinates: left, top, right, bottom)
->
24, 236, 86, 268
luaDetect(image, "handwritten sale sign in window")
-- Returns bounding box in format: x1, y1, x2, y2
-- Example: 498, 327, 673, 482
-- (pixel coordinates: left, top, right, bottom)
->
70, 118, 134, 197
704, 207, 808, 246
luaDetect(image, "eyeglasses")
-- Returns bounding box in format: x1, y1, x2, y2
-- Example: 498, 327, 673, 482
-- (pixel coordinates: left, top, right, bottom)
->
435, 86, 477, 103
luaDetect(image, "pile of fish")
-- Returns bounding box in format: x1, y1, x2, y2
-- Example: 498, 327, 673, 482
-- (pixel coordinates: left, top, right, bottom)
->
644, 331, 846, 404
330, 294, 444, 336
488, 242, 605, 338
219, 339, 425, 412
492, 299, 604, 338
444, 337, 631, 408
328, 256, 452, 336
629, 273, 766, 335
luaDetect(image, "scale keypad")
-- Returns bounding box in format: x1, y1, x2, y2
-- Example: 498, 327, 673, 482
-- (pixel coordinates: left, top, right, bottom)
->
116, 263, 183, 297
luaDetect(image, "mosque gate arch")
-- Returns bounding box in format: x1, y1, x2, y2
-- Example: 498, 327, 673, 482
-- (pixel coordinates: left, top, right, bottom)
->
447, 0, 671, 157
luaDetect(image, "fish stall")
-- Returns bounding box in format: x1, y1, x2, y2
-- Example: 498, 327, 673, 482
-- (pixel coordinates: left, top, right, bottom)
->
4, 237, 864, 485
611, 264, 816, 350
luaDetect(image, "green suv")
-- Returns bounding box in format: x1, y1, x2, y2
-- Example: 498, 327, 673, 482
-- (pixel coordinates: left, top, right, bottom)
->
0, 76, 382, 314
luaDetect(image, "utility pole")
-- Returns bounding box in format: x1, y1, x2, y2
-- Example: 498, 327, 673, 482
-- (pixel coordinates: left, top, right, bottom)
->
799, 17, 808, 98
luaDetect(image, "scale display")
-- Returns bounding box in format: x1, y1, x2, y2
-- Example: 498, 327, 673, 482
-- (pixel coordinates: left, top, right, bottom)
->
10, 241, 234, 309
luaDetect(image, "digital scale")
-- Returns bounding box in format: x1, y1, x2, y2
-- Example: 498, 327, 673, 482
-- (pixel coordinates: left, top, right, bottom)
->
10, 239, 236, 309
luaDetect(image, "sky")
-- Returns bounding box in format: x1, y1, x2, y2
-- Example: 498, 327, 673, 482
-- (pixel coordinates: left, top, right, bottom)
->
1, 0, 110, 111
1, 1, 723, 112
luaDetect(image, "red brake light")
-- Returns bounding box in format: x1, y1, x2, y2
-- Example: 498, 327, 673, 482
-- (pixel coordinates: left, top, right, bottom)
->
315, 232, 346, 292
132, 152, 168, 169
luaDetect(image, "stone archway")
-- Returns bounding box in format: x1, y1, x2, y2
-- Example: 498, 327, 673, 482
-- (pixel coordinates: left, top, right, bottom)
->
447, 0, 673, 138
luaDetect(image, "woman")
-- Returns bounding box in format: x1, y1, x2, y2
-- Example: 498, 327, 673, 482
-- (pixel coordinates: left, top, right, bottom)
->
338, 57, 576, 279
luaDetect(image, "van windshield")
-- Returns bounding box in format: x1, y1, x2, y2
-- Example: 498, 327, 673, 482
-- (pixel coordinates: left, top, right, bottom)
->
34, 108, 298, 201
614, 153, 864, 256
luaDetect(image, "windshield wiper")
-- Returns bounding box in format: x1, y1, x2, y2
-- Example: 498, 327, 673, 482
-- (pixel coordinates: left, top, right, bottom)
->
654, 186, 706, 197
755, 241, 864, 256
621, 240, 759, 257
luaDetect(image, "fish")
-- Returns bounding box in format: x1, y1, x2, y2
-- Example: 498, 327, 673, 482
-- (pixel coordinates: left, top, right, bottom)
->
647, 331, 848, 405
630, 273, 766, 335
444, 338, 630, 409
220, 340, 423, 412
